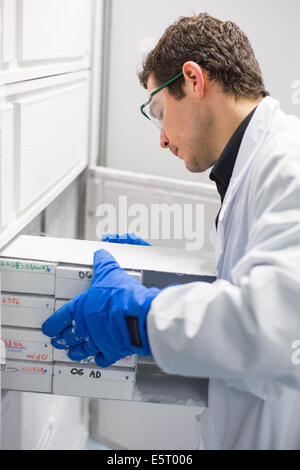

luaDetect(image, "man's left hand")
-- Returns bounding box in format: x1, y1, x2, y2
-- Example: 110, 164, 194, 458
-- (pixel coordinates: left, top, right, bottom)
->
42, 249, 160, 367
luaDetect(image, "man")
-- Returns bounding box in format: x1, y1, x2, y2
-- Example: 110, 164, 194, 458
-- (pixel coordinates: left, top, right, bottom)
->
43, 13, 300, 449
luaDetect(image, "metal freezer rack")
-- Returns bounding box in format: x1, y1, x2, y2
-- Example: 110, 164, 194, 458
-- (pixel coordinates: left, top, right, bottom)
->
0, 236, 215, 406
0, 258, 138, 400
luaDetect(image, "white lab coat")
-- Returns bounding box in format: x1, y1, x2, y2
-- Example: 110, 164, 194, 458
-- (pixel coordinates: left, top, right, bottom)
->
147, 97, 300, 450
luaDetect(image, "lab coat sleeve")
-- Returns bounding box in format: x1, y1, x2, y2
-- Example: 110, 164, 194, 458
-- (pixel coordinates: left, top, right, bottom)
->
147, 135, 300, 391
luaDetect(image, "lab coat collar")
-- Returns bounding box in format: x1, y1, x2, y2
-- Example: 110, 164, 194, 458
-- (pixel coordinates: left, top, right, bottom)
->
230, 97, 279, 187
214, 97, 280, 267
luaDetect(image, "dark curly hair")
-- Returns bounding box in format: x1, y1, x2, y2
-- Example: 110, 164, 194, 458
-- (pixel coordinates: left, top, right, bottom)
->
138, 13, 269, 100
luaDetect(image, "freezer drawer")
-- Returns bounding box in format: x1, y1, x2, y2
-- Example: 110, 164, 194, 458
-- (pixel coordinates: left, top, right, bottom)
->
1, 360, 53, 393
2, 326, 53, 362
55, 266, 93, 299
53, 363, 135, 400
1, 293, 55, 328
0, 235, 215, 406
0, 258, 56, 295
55, 266, 142, 299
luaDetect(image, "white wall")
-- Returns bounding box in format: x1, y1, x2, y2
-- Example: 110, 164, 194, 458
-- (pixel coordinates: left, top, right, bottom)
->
106, 0, 300, 183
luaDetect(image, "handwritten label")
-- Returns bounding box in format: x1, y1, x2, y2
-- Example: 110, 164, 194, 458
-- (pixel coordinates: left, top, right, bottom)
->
0, 260, 52, 273
69, 367, 102, 379
20, 366, 47, 374
4, 340, 24, 349
26, 353, 49, 361
4, 338, 51, 362
78, 270, 93, 280
2, 296, 20, 305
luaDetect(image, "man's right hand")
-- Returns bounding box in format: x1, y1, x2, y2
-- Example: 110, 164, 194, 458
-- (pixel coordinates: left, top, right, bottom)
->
102, 233, 151, 246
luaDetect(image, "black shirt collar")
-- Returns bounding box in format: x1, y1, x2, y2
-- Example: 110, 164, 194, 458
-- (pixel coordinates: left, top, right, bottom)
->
210, 107, 257, 204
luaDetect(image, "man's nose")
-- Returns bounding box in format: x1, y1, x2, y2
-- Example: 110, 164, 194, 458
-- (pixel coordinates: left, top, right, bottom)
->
160, 129, 169, 149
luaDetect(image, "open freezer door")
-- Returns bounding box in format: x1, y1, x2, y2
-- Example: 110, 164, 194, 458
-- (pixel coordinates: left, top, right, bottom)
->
0, 165, 220, 449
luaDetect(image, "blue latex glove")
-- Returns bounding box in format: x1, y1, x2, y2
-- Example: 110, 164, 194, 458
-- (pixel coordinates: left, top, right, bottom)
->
102, 233, 151, 246
42, 249, 160, 367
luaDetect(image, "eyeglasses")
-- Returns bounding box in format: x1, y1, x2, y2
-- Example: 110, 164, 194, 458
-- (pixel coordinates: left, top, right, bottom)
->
140, 54, 210, 130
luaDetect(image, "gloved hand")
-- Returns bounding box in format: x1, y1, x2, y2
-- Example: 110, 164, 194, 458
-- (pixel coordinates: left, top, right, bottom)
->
102, 233, 151, 246
42, 249, 160, 367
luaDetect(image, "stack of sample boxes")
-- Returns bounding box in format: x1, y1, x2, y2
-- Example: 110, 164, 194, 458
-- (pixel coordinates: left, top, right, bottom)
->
1, 258, 139, 400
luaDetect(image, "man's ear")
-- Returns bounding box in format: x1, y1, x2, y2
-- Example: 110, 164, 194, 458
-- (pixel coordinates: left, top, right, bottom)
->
182, 61, 205, 98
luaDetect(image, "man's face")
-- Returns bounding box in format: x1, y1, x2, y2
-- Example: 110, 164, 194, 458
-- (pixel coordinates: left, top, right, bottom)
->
147, 74, 216, 173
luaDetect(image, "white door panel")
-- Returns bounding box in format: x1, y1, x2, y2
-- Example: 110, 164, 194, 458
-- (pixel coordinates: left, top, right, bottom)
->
19, 0, 92, 61
0, 71, 90, 249
0, 103, 14, 229
15, 80, 89, 212
0, 0, 17, 66
0, 0, 94, 85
